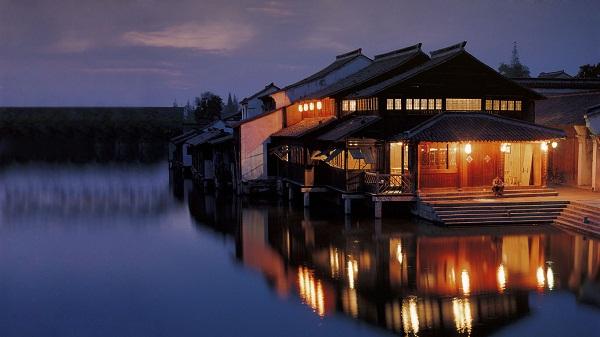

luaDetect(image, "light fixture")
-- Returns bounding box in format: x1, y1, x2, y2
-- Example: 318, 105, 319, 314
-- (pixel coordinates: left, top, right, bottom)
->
298, 104, 303, 112
464, 143, 472, 155
309, 102, 314, 111
551, 141, 558, 149
541, 142, 549, 152
316, 101, 322, 110
303, 103, 308, 111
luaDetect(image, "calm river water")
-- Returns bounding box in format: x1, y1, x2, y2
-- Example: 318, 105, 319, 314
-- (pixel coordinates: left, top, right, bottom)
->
1, 163, 599, 337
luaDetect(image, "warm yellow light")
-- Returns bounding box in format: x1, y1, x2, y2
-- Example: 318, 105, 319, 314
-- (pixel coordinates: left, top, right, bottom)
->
536, 266, 545, 289
298, 104, 303, 112
464, 143, 472, 155
551, 141, 558, 149
396, 242, 403, 264
402, 297, 420, 335
461, 269, 470, 295
298, 266, 326, 317
316, 101, 322, 110
547, 266, 554, 290
303, 103, 308, 111
541, 142, 549, 152
500, 143, 511, 153
309, 102, 314, 111
347, 259, 358, 289
497, 264, 506, 292
453, 298, 473, 335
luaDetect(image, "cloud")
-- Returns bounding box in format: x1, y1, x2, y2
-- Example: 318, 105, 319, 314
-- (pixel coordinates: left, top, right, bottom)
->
246, 1, 294, 17
302, 35, 350, 52
81, 67, 182, 77
51, 36, 95, 53
122, 22, 255, 52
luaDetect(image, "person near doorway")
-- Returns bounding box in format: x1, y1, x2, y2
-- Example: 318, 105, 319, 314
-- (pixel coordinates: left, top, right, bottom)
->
492, 176, 505, 197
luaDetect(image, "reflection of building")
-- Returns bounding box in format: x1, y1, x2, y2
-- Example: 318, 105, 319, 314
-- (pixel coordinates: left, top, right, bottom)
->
189, 200, 600, 336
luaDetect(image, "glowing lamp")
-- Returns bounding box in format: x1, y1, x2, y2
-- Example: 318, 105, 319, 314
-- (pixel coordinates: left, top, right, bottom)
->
316, 101, 322, 110
551, 141, 558, 149
303, 103, 308, 111
464, 143, 472, 155
309, 102, 314, 111
298, 104, 303, 112
541, 142, 549, 152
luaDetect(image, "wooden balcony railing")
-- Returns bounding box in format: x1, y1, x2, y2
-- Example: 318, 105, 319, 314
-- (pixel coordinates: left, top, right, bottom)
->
277, 160, 306, 185
363, 172, 413, 194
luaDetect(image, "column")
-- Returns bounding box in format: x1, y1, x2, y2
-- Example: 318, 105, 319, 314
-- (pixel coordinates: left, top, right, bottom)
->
593, 137, 600, 191
303, 191, 310, 207
344, 198, 352, 215
575, 126, 592, 186
374, 201, 382, 218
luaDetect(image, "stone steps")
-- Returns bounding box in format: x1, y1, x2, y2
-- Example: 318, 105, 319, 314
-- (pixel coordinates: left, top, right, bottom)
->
421, 191, 559, 202
426, 200, 568, 226
553, 201, 600, 237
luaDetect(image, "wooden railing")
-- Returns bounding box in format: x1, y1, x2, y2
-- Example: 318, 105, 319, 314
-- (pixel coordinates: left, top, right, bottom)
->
314, 164, 363, 192
363, 172, 413, 194
277, 160, 306, 185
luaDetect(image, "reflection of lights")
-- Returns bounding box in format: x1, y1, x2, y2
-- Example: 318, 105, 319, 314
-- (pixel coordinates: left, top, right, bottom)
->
453, 298, 473, 335
497, 264, 507, 292
396, 242, 403, 264
461, 270, 470, 295
347, 258, 358, 289
342, 288, 359, 318
536, 266, 546, 289
329, 247, 341, 278
297, 266, 325, 317
547, 266, 554, 290
402, 297, 420, 335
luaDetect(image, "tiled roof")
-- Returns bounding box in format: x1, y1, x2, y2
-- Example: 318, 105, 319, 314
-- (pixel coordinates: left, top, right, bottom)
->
271, 116, 335, 138
536, 92, 600, 126
185, 130, 224, 146
317, 115, 381, 142
170, 130, 200, 144
241, 82, 279, 103
309, 44, 425, 99
515, 78, 600, 91
394, 112, 565, 142
351, 42, 542, 99
283, 49, 367, 90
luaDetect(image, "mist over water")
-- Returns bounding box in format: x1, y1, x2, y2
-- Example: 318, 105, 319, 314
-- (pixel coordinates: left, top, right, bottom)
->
0, 163, 599, 337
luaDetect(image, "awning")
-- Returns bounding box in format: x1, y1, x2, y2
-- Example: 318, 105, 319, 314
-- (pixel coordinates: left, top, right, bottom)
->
271, 116, 335, 138
317, 115, 381, 142
393, 112, 566, 142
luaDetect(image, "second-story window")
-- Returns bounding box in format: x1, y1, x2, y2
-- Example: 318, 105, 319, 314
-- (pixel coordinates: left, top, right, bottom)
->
445, 98, 481, 111
485, 99, 522, 112
386, 99, 402, 110
406, 98, 442, 111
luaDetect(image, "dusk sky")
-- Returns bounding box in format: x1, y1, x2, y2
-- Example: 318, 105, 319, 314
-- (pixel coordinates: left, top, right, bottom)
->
1, 0, 599, 106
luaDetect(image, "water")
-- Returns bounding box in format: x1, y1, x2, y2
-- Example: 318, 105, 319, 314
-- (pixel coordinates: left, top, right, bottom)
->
1, 163, 599, 337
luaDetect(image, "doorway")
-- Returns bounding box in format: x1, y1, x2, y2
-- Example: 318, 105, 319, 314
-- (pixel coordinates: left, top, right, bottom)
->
503, 143, 534, 186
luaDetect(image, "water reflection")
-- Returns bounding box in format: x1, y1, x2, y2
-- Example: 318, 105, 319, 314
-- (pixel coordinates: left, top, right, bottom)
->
189, 191, 600, 337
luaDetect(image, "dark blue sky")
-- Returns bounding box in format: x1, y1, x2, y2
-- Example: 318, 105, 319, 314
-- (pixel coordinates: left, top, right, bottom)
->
1, 0, 599, 106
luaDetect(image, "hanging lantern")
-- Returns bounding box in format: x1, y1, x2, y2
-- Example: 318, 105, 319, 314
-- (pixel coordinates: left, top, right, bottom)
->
298, 104, 303, 112
551, 141, 558, 149
464, 143, 472, 155
316, 101, 323, 110
309, 102, 315, 111
541, 142, 549, 152
303, 103, 308, 111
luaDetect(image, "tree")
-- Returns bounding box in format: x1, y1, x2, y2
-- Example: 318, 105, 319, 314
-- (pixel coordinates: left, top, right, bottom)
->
193, 92, 223, 123
498, 42, 530, 78
576, 63, 600, 79
222, 92, 239, 117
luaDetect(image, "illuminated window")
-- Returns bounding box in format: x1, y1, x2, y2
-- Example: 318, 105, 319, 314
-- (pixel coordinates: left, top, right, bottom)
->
406, 98, 442, 112
435, 99, 442, 110
486, 99, 522, 112
420, 99, 427, 110
387, 99, 394, 110
414, 99, 420, 110
406, 99, 413, 110
342, 100, 349, 111
420, 142, 458, 170
394, 99, 402, 110
445, 99, 481, 111
349, 100, 356, 111
316, 101, 322, 110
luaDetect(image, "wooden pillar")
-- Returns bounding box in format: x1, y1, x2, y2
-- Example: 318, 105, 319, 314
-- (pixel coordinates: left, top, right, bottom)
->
374, 201, 383, 218
303, 191, 310, 208
592, 136, 600, 191
344, 198, 352, 215
288, 184, 293, 200
541, 146, 549, 187
408, 142, 419, 193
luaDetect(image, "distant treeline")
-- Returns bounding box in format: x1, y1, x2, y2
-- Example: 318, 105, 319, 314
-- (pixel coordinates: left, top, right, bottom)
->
0, 107, 183, 163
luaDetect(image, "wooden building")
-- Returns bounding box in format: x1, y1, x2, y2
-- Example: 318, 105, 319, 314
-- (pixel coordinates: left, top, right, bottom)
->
235, 42, 566, 217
